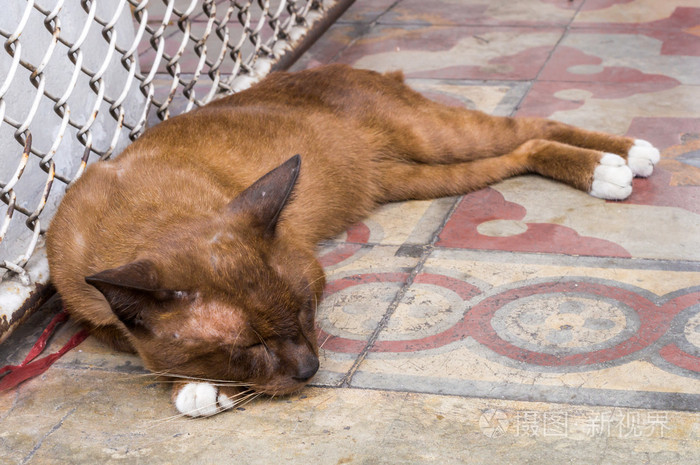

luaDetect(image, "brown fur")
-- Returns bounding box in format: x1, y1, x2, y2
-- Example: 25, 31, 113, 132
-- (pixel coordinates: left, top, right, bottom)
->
46, 64, 639, 403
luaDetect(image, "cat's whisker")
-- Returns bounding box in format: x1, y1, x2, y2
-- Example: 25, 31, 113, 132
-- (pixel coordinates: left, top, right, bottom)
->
124, 370, 169, 379
120, 371, 194, 386
249, 326, 271, 352
302, 274, 325, 294
146, 371, 250, 385
140, 374, 258, 391
142, 410, 197, 428
318, 332, 331, 350
308, 275, 325, 290
226, 389, 255, 400
299, 260, 316, 277
146, 379, 251, 388
230, 391, 262, 410
118, 373, 161, 383
143, 389, 262, 429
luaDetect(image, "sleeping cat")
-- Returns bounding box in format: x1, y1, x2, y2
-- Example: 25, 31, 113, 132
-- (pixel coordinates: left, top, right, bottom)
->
46, 64, 659, 417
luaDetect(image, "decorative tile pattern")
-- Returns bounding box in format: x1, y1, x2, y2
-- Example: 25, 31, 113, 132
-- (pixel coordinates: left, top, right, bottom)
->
337, 25, 566, 79
380, 0, 584, 27
342, 250, 700, 410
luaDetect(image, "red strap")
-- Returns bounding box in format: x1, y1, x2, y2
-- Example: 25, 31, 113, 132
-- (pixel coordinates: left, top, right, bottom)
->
0, 310, 89, 391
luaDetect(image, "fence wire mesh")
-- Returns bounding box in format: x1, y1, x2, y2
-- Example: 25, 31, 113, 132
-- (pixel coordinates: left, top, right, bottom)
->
0, 0, 337, 288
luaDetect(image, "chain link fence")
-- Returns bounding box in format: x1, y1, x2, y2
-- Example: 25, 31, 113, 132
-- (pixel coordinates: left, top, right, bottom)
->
0, 0, 352, 341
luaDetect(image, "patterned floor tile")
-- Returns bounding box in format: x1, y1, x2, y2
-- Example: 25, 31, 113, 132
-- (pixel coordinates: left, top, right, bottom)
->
406, 79, 530, 116
314, 245, 422, 385
517, 82, 700, 141
540, 29, 700, 85
336, 0, 398, 24
289, 23, 366, 72
574, 0, 700, 26
379, 0, 583, 27
516, 81, 700, 217
346, 249, 700, 411
621, 125, 700, 214
436, 178, 700, 260
2, 381, 697, 464
336, 25, 565, 79
319, 197, 457, 251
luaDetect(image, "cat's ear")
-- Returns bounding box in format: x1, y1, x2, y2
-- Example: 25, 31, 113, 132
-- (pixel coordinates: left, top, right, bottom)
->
227, 154, 301, 237
86, 259, 181, 329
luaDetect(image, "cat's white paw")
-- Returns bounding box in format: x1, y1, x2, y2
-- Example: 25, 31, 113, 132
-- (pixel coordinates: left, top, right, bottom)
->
627, 139, 660, 177
217, 391, 236, 411
175, 382, 221, 418
589, 153, 633, 200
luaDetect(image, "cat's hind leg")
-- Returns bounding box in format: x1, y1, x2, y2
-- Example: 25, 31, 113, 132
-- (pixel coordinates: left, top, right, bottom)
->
533, 119, 660, 178
375, 106, 659, 180
627, 139, 661, 177
525, 140, 633, 199
379, 139, 633, 202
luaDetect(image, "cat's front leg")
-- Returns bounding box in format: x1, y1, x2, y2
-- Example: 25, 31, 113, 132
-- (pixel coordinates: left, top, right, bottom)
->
171, 382, 246, 417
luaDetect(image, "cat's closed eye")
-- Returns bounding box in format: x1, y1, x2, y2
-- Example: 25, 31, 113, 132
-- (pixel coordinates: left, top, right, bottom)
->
244, 342, 265, 350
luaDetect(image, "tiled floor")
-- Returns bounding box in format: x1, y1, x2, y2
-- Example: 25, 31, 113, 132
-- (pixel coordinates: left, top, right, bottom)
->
2, 1, 699, 463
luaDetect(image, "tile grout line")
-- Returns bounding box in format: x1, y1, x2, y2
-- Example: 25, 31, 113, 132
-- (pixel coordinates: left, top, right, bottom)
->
337, 197, 462, 388
361, 0, 406, 28
326, 0, 405, 64
20, 407, 76, 465
335, 251, 429, 387
0, 388, 22, 422
511, 0, 586, 115
323, 241, 700, 272
313, 381, 700, 413
417, 247, 700, 272
373, 0, 405, 24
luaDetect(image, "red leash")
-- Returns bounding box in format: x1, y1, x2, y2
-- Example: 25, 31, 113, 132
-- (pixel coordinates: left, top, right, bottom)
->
0, 310, 89, 392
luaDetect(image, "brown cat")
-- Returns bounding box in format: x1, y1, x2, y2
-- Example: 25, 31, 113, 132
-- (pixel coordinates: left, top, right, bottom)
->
46, 64, 659, 417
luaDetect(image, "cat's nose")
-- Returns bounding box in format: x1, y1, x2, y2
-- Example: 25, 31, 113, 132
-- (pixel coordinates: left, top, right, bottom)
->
293, 356, 319, 382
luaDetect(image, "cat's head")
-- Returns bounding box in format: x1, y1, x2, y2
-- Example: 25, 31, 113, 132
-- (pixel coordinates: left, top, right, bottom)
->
86, 155, 325, 395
